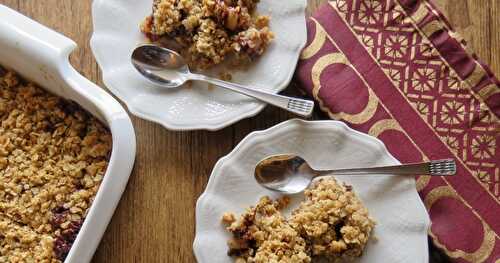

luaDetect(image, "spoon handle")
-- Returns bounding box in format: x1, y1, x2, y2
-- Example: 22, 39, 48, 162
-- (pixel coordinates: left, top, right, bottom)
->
317, 159, 456, 176
190, 74, 314, 117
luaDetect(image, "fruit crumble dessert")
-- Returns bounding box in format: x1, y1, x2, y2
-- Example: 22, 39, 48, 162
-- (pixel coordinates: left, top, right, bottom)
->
223, 196, 310, 263
0, 66, 112, 262
141, 0, 274, 69
223, 178, 375, 263
290, 179, 375, 261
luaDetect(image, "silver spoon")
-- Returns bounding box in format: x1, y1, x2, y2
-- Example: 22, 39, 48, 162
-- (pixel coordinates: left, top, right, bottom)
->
131, 44, 314, 117
255, 154, 456, 194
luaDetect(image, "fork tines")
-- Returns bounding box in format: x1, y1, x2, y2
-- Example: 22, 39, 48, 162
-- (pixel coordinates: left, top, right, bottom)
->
429, 159, 456, 176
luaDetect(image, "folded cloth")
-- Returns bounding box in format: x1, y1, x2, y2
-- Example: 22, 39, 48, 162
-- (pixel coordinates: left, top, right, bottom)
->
296, 0, 500, 262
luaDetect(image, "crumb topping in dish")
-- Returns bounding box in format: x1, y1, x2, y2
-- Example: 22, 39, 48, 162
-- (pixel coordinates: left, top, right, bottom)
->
223, 178, 375, 262
0, 67, 112, 262
141, 0, 274, 69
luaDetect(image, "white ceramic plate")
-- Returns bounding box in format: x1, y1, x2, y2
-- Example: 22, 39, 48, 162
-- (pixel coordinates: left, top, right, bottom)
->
91, 0, 307, 131
0, 5, 136, 263
195, 119, 430, 263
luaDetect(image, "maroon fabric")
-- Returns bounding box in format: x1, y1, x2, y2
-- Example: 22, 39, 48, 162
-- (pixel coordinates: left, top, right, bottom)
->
296, 1, 500, 262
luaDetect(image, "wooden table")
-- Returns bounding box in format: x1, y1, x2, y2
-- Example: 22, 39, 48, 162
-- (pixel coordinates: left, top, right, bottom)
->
1, 0, 498, 262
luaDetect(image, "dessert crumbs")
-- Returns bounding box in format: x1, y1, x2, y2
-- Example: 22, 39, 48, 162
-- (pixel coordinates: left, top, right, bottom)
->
141, 0, 274, 70
224, 178, 376, 263
0, 67, 112, 262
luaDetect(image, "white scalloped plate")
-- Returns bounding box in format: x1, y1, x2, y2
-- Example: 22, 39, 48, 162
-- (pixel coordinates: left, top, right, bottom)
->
90, 0, 307, 131
195, 119, 430, 262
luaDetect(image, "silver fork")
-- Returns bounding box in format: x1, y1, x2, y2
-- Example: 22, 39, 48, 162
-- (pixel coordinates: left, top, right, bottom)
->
328, 159, 457, 176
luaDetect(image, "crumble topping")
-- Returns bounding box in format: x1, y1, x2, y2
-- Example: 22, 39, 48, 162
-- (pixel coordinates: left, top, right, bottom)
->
0, 67, 112, 262
141, 0, 274, 69
290, 178, 375, 261
224, 196, 311, 263
224, 178, 375, 262
0, 214, 55, 262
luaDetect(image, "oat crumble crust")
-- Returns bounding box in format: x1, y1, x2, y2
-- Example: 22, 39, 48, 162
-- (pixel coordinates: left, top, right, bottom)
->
224, 178, 375, 262
141, 0, 274, 69
0, 67, 112, 262
224, 196, 311, 263
290, 178, 375, 262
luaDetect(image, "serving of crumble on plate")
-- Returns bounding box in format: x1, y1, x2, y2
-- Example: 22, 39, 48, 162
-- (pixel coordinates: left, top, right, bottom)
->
0, 67, 111, 262
141, 0, 274, 70
223, 178, 376, 263
194, 119, 430, 263
91, 0, 308, 130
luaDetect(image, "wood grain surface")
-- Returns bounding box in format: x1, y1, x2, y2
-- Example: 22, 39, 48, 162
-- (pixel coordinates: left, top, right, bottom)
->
0, 0, 498, 262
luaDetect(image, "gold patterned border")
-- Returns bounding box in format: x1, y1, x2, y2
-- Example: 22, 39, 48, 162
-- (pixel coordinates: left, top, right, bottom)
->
405, 0, 500, 118
390, 0, 500, 203
328, 0, 500, 222
327, 0, 499, 204
309, 16, 430, 180
323, 1, 500, 261
421, 0, 500, 103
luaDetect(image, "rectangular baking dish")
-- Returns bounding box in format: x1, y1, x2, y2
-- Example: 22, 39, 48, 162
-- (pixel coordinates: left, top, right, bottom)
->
0, 5, 136, 263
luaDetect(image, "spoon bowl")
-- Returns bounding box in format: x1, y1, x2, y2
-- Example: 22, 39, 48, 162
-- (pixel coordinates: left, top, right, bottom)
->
255, 155, 316, 194
131, 44, 190, 88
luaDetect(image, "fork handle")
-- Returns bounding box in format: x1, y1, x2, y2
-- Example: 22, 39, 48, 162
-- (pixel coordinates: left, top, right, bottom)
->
189, 73, 314, 117
317, 160, 455, 176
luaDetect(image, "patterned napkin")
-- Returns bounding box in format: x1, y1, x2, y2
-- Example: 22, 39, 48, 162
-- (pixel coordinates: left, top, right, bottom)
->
296, 0, 500, 262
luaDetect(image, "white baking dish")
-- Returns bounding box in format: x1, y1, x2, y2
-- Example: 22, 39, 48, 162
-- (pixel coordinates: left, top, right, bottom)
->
0, 5, 136, 263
